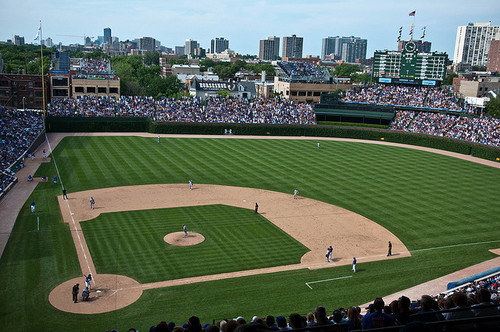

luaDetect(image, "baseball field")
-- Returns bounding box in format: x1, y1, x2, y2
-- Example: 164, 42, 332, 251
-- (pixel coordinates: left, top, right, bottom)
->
1, 133, 500, 331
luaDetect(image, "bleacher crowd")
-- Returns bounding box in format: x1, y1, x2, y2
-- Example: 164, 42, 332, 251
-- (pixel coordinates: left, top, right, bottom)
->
48, 96, 317, 125
111, 273, 500, 332
279, 62, 328, 81
0, 107, 44, 194
389, 110, 500, 147
341, 85, 475, 113
73, 58, 118, 80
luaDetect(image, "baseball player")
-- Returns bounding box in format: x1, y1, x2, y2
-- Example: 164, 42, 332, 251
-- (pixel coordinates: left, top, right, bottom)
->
352, 257, 357, 273
326, 245, 333, 262
90, 197, 95, 209
387, 241, 392, 256
53, 175, 57, 184
317, 142, 320, 149
43, 149, 47, 158
183, 224, 188, 237
293, 188, 299, 199
30, 200, 35, 213
62, 188, 68, 200
157, 135, 160, 143
84, 273, 92, 290
189, 179, 193, 190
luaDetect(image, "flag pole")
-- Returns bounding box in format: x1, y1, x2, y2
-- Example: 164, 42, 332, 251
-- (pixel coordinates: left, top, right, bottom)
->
39, 20, 46, 117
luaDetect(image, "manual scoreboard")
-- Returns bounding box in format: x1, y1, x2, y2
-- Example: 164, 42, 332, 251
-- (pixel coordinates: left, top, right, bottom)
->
372, 41, 448, 86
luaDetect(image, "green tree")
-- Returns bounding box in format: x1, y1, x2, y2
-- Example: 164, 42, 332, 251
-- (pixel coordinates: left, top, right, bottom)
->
217, 90, 230, 97
143, 51, 160, 66
486, 95, 500, 119
442, 73, 458, 86
350, 72, 372, 84
332, 63, 361, 77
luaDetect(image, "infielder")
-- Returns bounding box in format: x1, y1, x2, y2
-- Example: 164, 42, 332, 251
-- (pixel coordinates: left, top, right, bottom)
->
189, 179, 193, 190
326, 245, 333, 262
90, 197, 95, 209
293, 188, 299, 199
352, 257, 357, 272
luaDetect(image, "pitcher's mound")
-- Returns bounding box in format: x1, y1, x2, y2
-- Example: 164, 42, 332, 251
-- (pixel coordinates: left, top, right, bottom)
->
49, 274, 142, 314
164, 232, 205, 246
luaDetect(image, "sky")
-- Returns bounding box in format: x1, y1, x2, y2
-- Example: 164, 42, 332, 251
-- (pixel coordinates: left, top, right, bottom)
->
2, 0, 500, 60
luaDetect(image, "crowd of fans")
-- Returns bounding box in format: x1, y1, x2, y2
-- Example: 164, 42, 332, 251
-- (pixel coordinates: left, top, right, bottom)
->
110, 273, 500, 332
77, 58, 111, 74
279, 62, 329, 82
47, 96, 317, 125
341, 85, 474, 113
72, 58, 118, 80
389, 110, 500, 147
0, 107, 44, 195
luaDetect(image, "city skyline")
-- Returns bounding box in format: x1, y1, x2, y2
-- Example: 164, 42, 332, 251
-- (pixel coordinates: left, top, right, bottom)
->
1, 0, 499, 60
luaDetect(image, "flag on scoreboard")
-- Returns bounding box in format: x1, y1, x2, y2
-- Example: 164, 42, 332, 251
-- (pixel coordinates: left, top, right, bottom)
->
421, 26, 426, 39
409, 24, 414, 40
409, 10, 416, 16
397, 26, 403, 42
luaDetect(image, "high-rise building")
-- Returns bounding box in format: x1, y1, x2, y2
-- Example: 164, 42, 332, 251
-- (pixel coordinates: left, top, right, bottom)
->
175, 46, 185, 56
487, 39, 500, 72
321, 37, 338, 60
12, 35, 24, 46
104, 28, 112, 45
210, 38, 229, 54
321, 36, 367, 61
185, 39, 200, 57
282, 35, 303, 58
454, 22, 500, 68
139, 37, 156, 52
341, 38, 367, 63
45, 37, 53, 47
258, 36, 280, 61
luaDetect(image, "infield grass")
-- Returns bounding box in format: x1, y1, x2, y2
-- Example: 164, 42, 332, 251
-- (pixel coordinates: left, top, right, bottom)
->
82, 205, 308, 283
1, 136, 500, 331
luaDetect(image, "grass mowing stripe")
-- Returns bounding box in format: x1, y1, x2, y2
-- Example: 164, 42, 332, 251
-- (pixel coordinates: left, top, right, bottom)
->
3, 136, 500, 331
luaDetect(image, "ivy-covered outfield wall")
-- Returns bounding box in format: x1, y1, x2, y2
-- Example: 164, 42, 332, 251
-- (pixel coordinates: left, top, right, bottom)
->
45, 117, 500, 161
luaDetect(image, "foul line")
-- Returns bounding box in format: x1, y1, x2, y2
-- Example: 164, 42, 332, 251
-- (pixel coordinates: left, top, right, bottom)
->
409, 239, 500, 253
45, 133, 95, 285
305, 276, 352, 289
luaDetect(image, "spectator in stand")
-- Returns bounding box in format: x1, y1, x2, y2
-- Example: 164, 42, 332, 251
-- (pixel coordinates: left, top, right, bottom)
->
288, 313, 304, 329
346, 307, 362, 331
361, 297, 395, 329
312, 306, 332, 326
305, 313, 315, 327
394, 296, 413, 325
265, 316, 278, 331
275, 316, 290, 330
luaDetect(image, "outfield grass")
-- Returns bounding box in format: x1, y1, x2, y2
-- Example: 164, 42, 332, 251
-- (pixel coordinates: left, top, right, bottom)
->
82, 205, 308, 283
1, 136, 500, 331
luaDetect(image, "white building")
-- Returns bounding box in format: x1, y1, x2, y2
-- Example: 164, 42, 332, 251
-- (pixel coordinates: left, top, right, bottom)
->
453, 22, 500, 68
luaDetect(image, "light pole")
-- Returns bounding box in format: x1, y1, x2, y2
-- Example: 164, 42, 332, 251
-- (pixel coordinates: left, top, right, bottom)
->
22, 96, 26, 110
